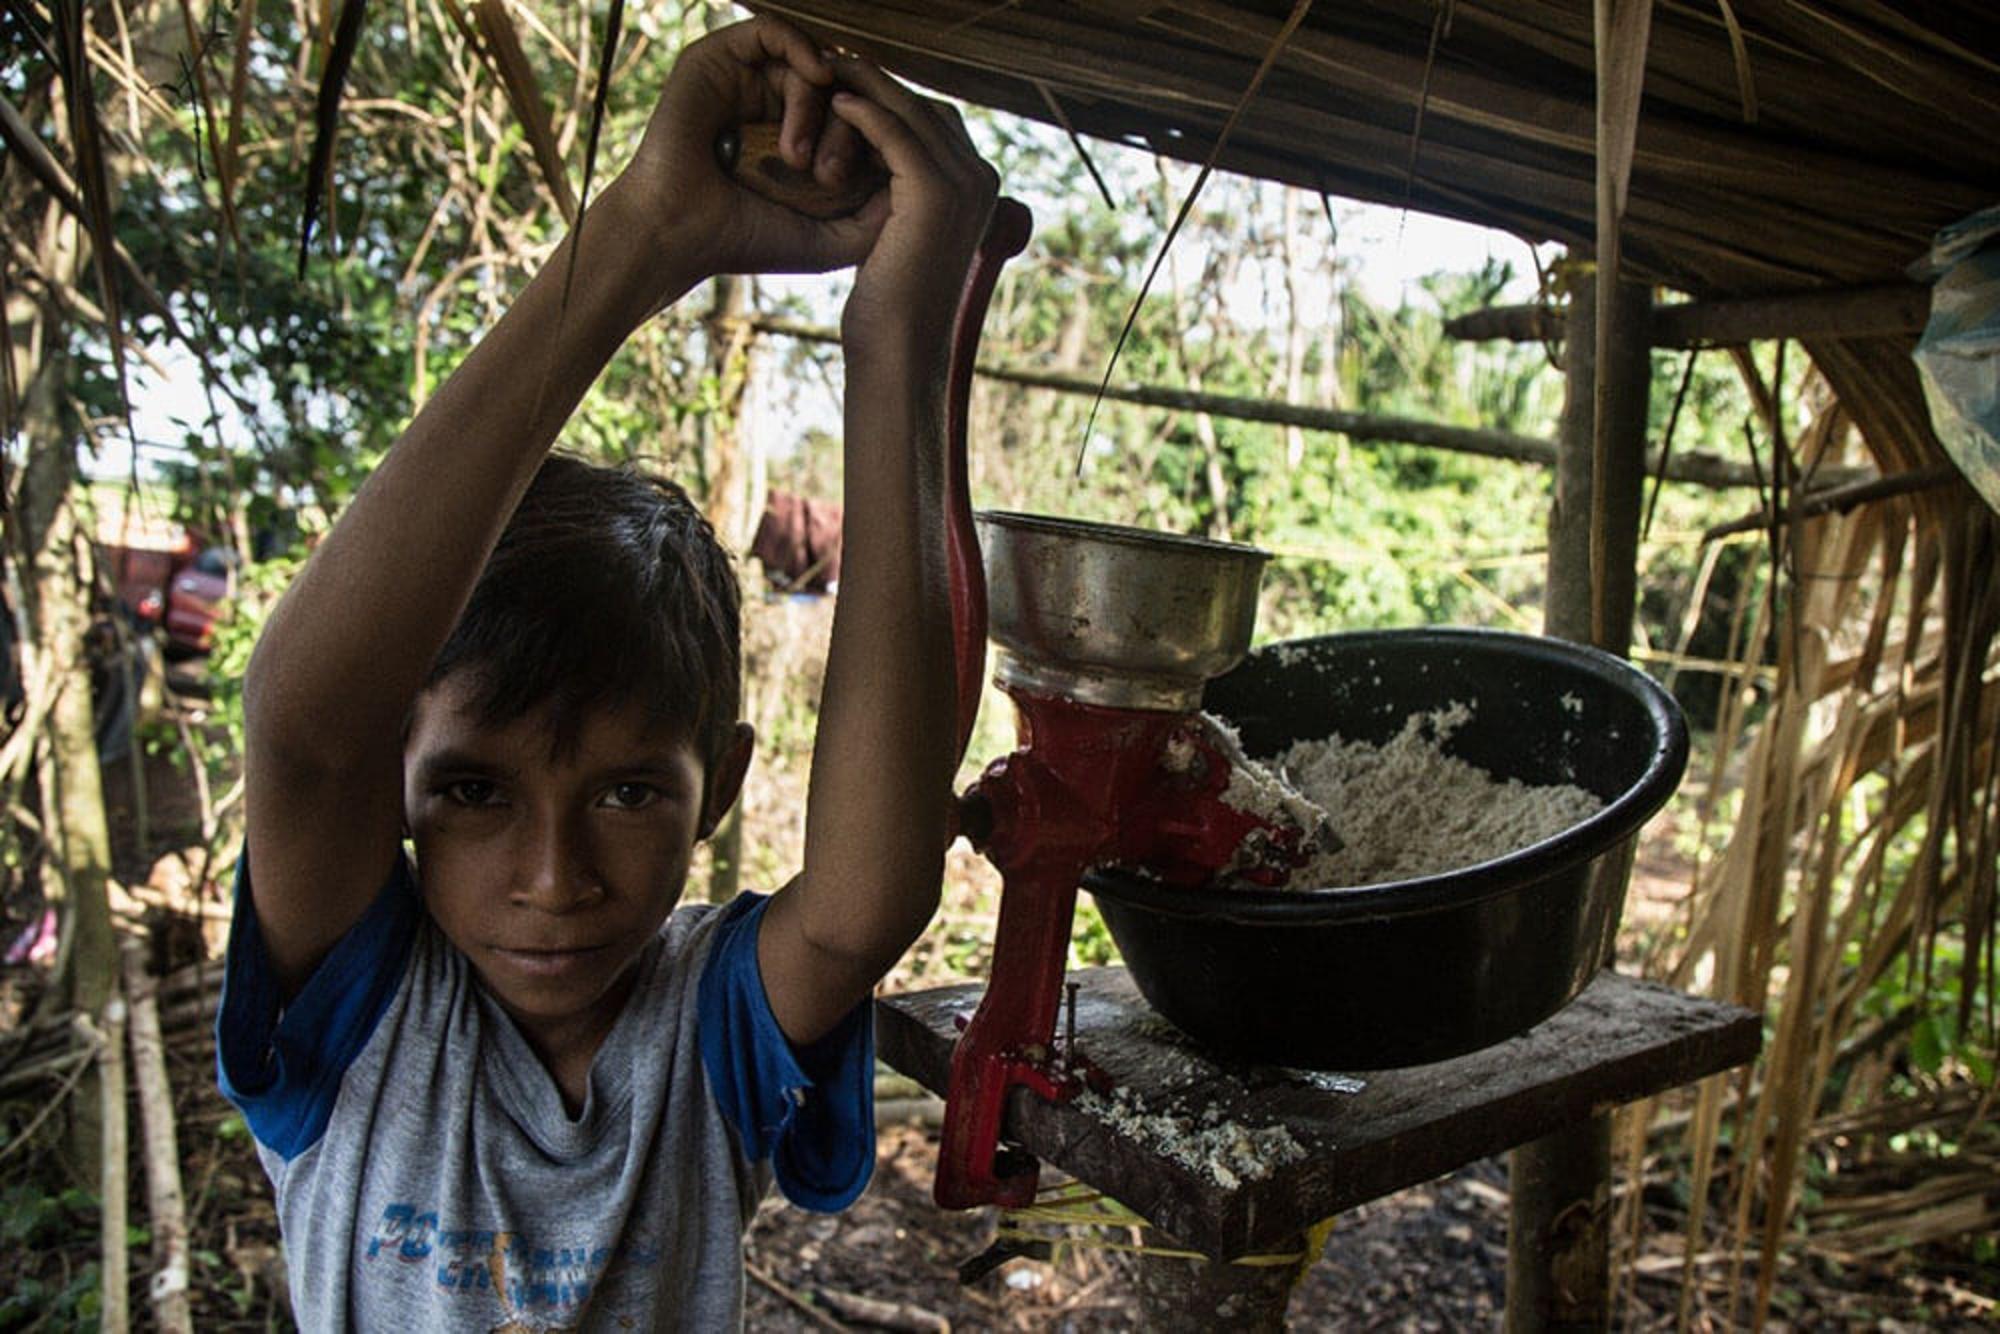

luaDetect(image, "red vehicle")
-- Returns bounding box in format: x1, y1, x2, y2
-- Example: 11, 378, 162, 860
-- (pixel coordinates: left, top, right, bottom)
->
102, 538, 234, 657
161, 547, 234, 655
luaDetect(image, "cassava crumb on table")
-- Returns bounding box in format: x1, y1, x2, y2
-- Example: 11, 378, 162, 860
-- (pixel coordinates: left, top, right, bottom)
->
1073, 1086, 1307, 1191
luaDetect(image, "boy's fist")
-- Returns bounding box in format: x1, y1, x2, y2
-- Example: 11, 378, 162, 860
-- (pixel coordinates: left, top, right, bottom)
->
614, 16, 882, 284
824, 60, 1001, 358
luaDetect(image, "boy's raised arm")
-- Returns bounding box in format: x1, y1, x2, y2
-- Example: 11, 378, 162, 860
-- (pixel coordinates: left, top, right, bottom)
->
243, 19, 872, 996
756, 68, 999, 1044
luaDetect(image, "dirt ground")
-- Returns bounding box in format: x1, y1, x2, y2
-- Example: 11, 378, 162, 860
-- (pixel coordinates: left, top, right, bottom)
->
6, 696, 1996, 1330
128, 1066, 1998, 1331
38, 1036, 1990, 1332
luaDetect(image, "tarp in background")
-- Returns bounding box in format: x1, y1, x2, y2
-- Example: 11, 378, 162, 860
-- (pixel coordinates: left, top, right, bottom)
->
1914, 205, 2000, 516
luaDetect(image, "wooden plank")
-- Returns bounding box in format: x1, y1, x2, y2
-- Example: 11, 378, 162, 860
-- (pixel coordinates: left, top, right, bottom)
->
877, 968, 1760, 1260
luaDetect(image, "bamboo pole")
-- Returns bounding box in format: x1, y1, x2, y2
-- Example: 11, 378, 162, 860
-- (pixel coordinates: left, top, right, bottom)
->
124, 945, 194, 1334
736, 315, 1843, 492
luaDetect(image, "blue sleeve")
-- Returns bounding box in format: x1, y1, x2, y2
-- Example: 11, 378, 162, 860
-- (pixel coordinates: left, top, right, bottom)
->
697, 894, 875, 1212
214, 850, 420, 1161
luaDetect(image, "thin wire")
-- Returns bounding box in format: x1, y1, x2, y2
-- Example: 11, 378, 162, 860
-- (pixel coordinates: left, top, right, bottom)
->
1642, 348, 1699, 542
1036, 81, 1116, 210
1072, 0, 1317, 477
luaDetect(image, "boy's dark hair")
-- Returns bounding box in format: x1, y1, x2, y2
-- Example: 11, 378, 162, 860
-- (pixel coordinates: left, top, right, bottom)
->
425, 454, 741, 766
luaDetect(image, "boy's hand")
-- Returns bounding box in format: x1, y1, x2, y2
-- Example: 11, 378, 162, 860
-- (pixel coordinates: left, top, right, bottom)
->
616, 17, 882, 289
825, 62, 1000, 360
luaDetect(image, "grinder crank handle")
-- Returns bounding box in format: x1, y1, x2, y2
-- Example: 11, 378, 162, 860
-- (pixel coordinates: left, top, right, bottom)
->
945, 199, 1032, 764
714, 122, 888, 219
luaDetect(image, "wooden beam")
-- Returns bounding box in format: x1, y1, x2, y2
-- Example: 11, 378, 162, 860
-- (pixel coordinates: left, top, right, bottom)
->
1445, 283, 1931, 347
1651, 284, 1932, 346
1700, 464, 1966, 541
1447, 305, 1570, 344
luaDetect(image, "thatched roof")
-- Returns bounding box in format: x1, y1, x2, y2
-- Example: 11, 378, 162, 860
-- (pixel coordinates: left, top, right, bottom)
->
745, 0, 1998, 540
744, 1, 1997, 299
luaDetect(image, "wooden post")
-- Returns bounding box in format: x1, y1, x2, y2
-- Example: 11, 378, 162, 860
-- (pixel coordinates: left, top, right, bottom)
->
1126, 1230, 1308, 1332
1507, 271, 1653, 1332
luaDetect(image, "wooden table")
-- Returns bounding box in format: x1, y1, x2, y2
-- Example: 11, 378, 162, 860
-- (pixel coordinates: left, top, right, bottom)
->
877, 967, 1758, 1279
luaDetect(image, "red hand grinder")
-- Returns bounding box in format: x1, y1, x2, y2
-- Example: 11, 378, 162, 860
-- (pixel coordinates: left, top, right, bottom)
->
935, 212, 1316, 1211
718, 130, 1319, 1210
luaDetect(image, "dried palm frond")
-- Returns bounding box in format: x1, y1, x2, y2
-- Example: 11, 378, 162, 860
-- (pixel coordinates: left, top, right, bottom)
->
51, 0, 133, 426
1646, 348, 1999, 1326
1033, 80, 1114, 211
454, 0, 580, 222
298, 0, 367, 276
1712, 0, 1756, 123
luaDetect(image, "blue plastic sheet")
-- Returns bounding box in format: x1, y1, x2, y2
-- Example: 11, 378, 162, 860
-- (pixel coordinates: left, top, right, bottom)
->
1914, 205, 2000, 515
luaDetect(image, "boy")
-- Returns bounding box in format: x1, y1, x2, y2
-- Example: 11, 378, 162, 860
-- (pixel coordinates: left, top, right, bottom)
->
216, 17, 999, 1329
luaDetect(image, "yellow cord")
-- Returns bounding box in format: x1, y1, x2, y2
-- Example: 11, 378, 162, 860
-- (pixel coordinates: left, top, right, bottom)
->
998, 1183, 1333, 1270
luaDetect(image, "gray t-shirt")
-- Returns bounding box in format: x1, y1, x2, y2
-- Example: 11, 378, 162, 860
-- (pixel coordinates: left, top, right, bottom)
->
217, 855, 873, 1331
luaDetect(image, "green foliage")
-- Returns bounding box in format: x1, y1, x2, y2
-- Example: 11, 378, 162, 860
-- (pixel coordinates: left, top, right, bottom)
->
0, 1183, 102, 1331
0, 1266, 100, 1332
1857, 916, 1995, 1090
1067, 900, 1120, 969
205, 555, 304, 772
0, 1183, 93, 1248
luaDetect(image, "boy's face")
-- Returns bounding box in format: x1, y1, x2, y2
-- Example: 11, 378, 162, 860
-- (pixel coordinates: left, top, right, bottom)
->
402, 675, 748, 1058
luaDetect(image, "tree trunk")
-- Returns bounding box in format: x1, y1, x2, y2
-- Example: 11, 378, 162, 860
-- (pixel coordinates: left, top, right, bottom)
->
1279, 188, 1308, 472
14, 333, 121, 1183
701, 272, 755, 546
7, 170, 121, 1175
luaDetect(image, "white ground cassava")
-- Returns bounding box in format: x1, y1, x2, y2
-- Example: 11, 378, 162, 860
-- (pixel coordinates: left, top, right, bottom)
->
1216, 702, 1603, 889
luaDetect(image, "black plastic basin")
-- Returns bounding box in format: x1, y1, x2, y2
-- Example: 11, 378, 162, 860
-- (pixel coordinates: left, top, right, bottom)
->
1083, 627, 1689, 1070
